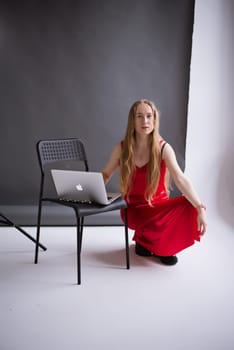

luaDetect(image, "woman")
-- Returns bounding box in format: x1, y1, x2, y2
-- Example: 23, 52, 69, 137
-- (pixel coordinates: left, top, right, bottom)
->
102, 99, 207, 265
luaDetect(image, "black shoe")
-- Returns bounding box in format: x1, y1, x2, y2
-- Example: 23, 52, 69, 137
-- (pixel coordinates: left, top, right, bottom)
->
135, 243, 152, 257
154, 255, 178, 265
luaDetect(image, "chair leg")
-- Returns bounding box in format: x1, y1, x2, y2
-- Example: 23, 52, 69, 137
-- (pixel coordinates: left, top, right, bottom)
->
34, 201, 43, 264
123, 208, 130, 269
0, 213, 46, 251
79, 217, 84, 253
74, 209, 81, 285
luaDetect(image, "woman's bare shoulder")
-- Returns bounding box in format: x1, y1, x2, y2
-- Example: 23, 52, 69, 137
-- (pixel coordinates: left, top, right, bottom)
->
113, 140, 123, 152
108, 141, 122, 159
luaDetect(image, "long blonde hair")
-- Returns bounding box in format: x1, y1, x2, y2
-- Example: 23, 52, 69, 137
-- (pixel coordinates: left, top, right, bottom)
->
120, 99, 162, 204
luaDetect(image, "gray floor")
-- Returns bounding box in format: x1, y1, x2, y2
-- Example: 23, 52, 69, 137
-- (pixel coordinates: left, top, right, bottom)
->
1, 219, 234, 350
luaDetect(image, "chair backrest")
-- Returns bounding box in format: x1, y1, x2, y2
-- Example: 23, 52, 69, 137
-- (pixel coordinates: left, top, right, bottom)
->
36, 138, 89, 199
37, 138, 89, 173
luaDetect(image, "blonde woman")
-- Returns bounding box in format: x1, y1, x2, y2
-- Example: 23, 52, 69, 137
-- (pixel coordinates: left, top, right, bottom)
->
102, 99, 207, 265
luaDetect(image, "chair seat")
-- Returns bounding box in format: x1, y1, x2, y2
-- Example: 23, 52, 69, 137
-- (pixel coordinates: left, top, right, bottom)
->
43, 197, 127, 217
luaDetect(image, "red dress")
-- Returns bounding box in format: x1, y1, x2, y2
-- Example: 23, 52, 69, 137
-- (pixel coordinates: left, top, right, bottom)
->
121, 159, 201, 256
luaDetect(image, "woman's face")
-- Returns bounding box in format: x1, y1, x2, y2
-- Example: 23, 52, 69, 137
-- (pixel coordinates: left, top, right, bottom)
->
134, 103, 154, 136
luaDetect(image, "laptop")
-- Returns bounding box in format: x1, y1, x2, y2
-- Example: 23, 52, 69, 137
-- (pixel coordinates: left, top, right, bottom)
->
51, 169, 121, 205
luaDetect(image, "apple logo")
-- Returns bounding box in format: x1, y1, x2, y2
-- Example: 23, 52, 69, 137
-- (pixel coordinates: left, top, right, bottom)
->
76, 184, 83, 191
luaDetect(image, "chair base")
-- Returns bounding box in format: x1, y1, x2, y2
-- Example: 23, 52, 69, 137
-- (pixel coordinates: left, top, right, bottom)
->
0, 213, 47, 251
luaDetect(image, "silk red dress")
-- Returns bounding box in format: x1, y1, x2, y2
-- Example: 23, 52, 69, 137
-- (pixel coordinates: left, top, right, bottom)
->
121, 156, 201, 256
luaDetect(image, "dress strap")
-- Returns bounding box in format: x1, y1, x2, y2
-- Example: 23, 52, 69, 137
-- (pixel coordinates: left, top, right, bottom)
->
160, 141, 167, 157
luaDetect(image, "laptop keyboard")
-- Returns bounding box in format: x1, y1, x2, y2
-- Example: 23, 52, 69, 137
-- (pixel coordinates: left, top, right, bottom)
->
59, 198, 93, 204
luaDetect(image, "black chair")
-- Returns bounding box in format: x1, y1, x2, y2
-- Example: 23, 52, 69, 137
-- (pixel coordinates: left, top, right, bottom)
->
34, 138, 130, 285
0, 212, 47, 251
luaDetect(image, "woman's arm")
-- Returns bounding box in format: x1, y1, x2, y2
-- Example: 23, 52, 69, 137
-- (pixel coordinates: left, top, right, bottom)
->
162, 143, 207, 234
102, 142, 122, 184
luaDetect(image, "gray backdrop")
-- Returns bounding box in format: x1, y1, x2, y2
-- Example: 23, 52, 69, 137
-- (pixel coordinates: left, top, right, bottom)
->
0, 0, 194, 225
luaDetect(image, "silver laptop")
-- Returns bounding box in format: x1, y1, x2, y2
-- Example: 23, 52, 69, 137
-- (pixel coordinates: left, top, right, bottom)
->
51, 169, 121, 205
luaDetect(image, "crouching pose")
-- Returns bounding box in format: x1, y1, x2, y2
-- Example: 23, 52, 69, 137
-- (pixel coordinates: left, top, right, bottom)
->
102, 99, 207, 265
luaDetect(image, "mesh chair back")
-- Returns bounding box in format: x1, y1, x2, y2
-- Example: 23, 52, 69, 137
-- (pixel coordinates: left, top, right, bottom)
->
37, 138, 89, 197
38, 139, 88, 168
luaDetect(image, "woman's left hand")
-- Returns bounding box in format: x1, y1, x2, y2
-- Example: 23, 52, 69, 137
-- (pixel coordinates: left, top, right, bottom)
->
197, 209, 207, 235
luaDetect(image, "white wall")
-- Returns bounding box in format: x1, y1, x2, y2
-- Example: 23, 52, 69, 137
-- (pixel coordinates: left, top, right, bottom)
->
186, 0, 234, 228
